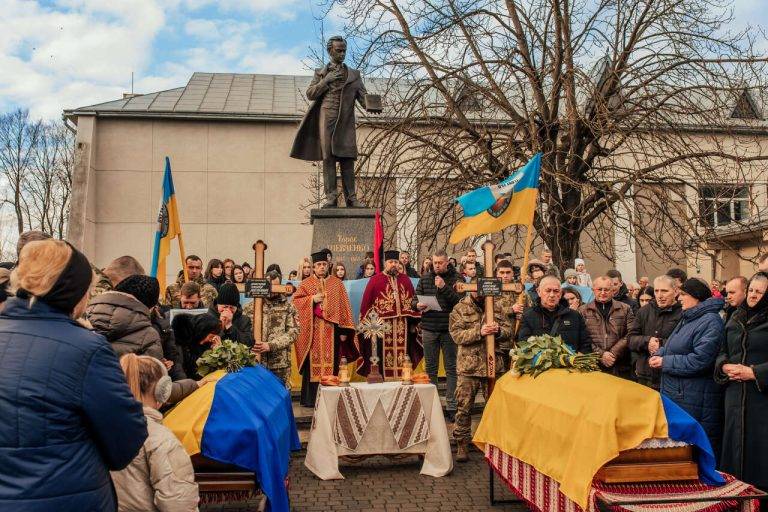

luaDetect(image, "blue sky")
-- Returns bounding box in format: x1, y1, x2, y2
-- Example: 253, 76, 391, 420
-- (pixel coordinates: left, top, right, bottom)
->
0, 0, 766, 120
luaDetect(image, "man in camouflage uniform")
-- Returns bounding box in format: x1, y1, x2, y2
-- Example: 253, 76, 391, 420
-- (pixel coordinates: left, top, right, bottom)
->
162, 255, 217, 308
493, 259, 528, 372
90, 265, 113, 300
250, 271, 299, 388
449, 278, 512, 462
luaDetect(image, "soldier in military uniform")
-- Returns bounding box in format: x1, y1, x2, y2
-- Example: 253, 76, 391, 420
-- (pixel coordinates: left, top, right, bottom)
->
162, 255, 217, 309
250, 271, 299, 388
449, 278, 512, 462
493, 259, 527, 372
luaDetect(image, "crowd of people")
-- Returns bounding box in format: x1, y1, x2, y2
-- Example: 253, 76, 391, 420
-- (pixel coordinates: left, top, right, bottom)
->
1, 229, 767, 511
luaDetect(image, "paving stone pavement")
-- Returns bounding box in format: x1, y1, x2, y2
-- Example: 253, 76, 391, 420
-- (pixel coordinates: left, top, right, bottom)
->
201, 447, 526, 512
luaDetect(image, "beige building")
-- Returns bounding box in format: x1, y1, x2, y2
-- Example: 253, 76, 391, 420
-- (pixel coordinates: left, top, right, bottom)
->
64, 72, 768, 285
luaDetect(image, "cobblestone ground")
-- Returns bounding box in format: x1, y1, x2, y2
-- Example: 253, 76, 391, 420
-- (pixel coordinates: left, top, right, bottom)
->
201, 447, 526, 512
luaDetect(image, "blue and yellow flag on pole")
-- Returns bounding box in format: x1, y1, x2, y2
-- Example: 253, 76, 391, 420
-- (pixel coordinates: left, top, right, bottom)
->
449, 153, 542, 244
150, 157, 186, 293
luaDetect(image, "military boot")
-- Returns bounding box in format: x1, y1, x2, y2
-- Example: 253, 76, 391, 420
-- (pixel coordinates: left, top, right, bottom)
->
456, 440, 469, 463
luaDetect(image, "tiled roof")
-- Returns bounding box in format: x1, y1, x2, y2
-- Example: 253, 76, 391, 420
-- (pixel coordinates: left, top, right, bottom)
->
64, 72, 388, 120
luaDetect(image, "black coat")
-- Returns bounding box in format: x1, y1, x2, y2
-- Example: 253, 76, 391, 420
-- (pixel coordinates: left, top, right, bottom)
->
207, 305, 255, 347
614, 283, 639, 312
518, 299, 592, 354
628, 300, 682, 387
715, 307, 768, 489
153, 310, 187, 381
412, 266, 462, 333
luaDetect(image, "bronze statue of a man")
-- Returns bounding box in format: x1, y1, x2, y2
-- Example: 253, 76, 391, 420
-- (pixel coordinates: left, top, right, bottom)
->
290, 36, 376, 208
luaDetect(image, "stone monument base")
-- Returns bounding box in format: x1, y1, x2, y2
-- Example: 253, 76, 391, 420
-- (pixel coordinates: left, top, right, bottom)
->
310, 208, 377, 272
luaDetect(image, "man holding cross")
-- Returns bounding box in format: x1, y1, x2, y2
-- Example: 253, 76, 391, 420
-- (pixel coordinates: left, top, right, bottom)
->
358, 250, 422, 380
294, 249, 360, 407
450, 277, 512, 462
251, 270, 299, 388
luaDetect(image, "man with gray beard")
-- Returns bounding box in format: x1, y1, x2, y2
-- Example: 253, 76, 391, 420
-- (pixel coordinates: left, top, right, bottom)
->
358, 250, 423, 380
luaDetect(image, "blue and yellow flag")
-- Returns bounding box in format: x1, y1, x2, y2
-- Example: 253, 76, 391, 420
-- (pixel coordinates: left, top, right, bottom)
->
164, 366, 301, 512
449, 153, 542, 244
150, 157, 184, 293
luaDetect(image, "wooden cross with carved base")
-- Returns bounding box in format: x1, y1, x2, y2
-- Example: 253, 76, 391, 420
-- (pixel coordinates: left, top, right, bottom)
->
240, 240, 295, 362
454, 240, 524, 394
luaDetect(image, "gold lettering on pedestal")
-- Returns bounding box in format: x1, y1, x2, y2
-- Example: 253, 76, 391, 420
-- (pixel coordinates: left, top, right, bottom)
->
329, 233, 370, 255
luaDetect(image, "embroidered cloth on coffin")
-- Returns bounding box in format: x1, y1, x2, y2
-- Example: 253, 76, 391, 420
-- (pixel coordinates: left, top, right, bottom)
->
485, 444, 758, 512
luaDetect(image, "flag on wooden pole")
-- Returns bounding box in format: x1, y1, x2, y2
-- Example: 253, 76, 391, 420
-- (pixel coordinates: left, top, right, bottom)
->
449, 153, 542, 244
150, 157, 187, 294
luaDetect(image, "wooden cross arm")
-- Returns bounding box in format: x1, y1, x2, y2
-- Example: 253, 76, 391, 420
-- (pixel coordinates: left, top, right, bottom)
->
236, 283, 295, 295
272, 283, 295, 295
455, 281, 524, 294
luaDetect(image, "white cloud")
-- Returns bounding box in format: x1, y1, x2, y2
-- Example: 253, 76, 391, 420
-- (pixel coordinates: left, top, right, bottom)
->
0, 0, 313, 119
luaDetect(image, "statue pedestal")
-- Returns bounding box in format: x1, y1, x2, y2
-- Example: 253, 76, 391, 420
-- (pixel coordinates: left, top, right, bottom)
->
310, 208, 377, 273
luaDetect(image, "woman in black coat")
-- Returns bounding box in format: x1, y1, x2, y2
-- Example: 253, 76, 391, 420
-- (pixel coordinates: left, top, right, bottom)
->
715, 272, 768, 489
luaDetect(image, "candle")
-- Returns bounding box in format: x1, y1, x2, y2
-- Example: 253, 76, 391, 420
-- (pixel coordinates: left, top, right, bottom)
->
339, 357, 350, 386
402, 355, 413, 384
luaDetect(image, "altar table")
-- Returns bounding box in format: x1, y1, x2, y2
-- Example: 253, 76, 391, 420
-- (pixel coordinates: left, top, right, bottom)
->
304, 382, 453, 480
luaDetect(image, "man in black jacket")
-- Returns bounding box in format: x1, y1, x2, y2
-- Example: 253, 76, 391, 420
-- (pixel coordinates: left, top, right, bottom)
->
723, 276, 747, 324
628, 275, 682, 389
518, 276, 592, 353
399, 251, 420, 279
607, 269, 638, 312
413, 249, 462, 420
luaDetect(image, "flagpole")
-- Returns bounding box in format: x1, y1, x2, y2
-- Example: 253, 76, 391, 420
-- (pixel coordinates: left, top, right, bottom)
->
514, 223, 535, 337
178, 232, 189, 283
518, 223, 534, 285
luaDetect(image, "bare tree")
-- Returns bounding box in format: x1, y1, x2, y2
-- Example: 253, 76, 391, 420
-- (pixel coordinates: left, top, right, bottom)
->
0, 109, 74, 239
0, 109, 42, 234
25, 122, 74, 238
323, 0, 768, 270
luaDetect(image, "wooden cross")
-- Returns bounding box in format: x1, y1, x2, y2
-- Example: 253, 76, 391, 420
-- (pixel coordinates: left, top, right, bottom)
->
454, 240, 524, 390
242, 240, 295, 362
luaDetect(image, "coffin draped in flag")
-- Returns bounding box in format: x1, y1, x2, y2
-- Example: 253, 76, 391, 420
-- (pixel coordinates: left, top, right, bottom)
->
449, 153, 542, 244
163, 366, 301, 512
472, 370, 724, 509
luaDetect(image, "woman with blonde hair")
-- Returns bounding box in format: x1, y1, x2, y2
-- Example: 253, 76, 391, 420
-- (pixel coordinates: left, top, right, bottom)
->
111, 354, 200, 512
0, 239, 147, 511
298, 257, 312, 280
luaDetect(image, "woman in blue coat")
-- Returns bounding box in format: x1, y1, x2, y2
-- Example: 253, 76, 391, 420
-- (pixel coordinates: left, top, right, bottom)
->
650, 277, 724, 458
0, 240, 148, 511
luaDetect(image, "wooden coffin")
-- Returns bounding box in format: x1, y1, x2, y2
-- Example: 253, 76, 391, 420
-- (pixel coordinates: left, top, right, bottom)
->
192, 454, 266, 510
594, 442, 698, 484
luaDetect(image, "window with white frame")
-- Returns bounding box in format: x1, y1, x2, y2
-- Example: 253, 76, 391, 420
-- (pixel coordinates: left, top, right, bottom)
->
698, 185, 749, 227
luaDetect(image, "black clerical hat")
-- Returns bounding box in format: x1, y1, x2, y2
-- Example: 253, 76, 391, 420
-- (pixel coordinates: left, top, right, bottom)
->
311, 250, 329, 264
384, 250, 400, 261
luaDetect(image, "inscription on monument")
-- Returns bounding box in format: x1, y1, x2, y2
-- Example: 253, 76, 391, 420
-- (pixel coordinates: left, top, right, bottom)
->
311, 208, 376, 273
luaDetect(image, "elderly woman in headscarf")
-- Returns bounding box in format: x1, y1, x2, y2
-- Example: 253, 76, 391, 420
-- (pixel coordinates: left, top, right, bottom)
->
715, 272, 768, 490
0, 239, 147, 511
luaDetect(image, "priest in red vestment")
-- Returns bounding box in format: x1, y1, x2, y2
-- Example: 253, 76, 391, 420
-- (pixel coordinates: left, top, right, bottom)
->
358, 250, 422, 380
294, 249, 360, 407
